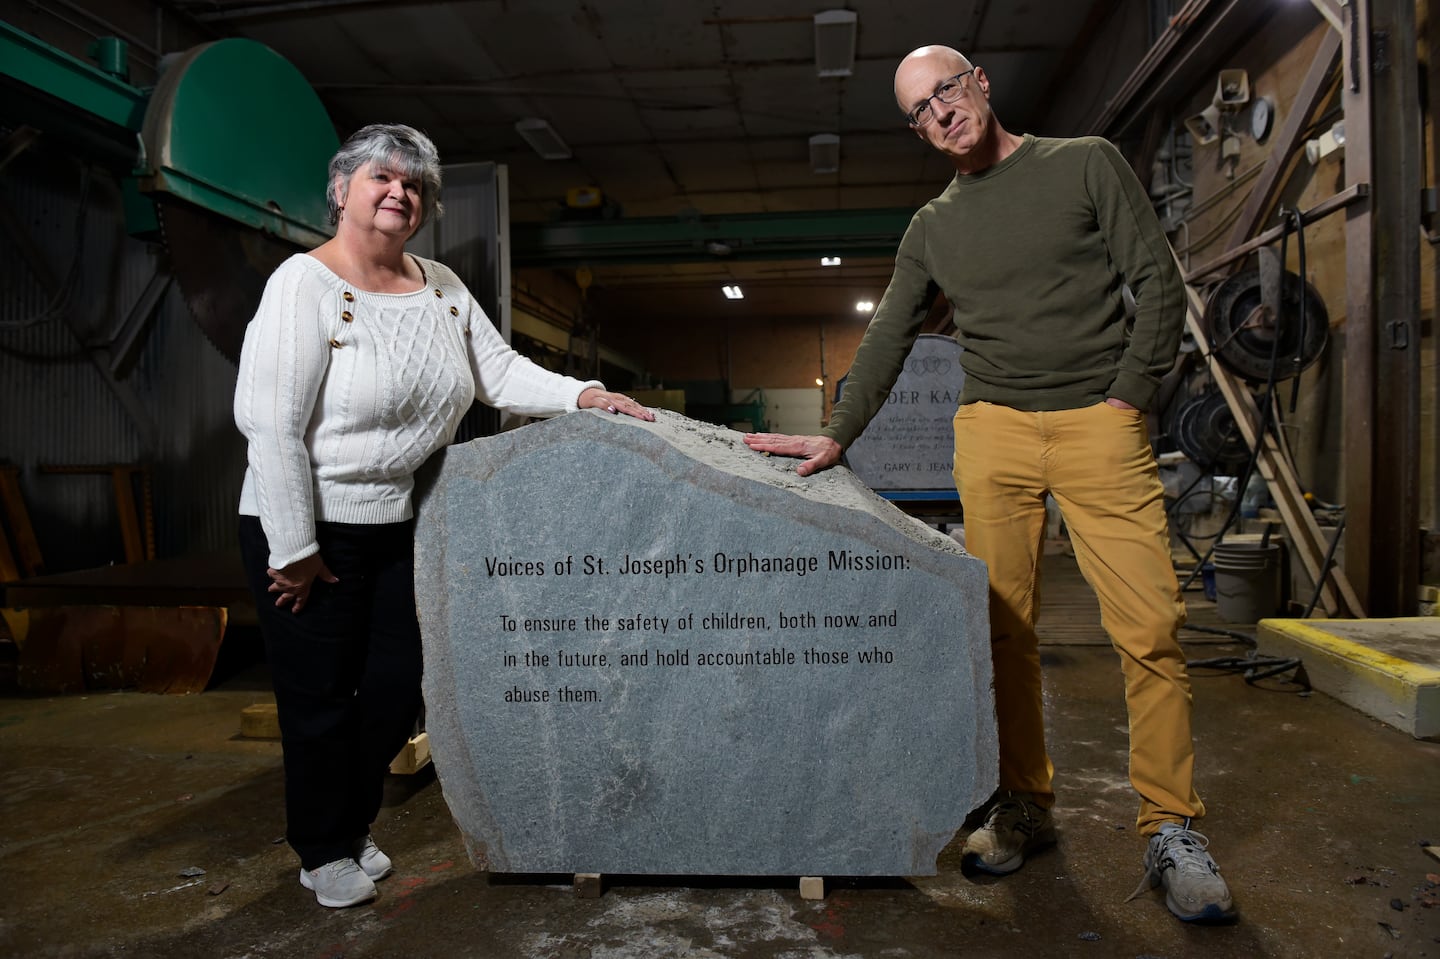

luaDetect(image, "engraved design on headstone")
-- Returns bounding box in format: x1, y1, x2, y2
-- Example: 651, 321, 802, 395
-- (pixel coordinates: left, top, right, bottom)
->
841, 334, 965, 491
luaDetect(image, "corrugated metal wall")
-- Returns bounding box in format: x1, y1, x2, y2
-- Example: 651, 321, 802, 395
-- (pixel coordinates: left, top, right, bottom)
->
1, 145, 246, 572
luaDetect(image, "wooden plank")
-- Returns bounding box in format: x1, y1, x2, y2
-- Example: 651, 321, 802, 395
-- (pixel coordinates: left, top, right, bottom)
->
1342, 0, 1377, 611
1184, 185, 1368, 282
1429, 0, 1440, 535
1222, 29, 1342, 254
1179, 268, 1365, 617
1366, 0, 1423, 617
1309, 0, 1344, 33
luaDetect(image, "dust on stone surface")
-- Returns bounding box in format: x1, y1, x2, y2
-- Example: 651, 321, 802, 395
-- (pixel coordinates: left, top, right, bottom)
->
575, 408, 968, 560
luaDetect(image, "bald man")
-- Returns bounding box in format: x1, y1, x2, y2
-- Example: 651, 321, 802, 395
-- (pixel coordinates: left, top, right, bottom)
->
745, 46, 1235, 923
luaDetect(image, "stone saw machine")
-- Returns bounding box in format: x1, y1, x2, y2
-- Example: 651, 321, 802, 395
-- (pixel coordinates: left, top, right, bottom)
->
1, 21, 339, 361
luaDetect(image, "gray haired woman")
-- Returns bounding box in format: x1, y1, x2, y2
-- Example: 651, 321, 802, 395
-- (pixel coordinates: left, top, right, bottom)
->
234, 123, 652, 908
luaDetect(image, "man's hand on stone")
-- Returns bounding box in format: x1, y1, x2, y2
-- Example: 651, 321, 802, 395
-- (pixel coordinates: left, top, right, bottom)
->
742, 432, 842, 477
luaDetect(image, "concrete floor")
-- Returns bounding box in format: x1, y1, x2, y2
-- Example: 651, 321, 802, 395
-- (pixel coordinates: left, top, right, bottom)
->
3, 564, 1440, 958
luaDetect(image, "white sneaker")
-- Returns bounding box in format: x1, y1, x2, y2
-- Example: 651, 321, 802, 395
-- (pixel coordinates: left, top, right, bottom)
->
1128, 821, 1237, 923
299, 857, 377, 908
355, 835, 393, 881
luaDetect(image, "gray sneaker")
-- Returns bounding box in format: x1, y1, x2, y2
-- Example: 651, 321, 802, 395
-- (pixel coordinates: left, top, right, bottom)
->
961, 791, 1056, 875
299, 857, 377, 908
354, 835, 393, 881
1129, 821, 1237, 923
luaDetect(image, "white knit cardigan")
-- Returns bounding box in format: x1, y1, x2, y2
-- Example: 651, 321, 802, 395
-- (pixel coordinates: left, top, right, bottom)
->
235, 253, 600, 569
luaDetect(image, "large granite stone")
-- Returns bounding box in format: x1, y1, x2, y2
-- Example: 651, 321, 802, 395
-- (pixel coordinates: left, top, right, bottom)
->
840, 333, 965, 491
414, 410, 993, 877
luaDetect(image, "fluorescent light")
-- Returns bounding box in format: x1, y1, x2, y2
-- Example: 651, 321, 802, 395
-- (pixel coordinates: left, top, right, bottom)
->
821, 256, 842, 266
722, 285, 744, 299
855, 300, 874, 312
515, 117, 571, 160
809, 133, 840, 174
814, 10, 857, 77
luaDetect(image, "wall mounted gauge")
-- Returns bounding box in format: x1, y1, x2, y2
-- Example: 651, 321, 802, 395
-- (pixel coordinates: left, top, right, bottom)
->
1250, 96, 1274, 142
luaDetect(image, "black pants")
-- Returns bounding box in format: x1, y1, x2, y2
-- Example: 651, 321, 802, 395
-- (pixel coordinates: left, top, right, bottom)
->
239, 515, 423, 870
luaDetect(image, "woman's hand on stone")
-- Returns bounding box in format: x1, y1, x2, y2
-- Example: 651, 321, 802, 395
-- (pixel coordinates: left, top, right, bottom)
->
578, 388, 656, 422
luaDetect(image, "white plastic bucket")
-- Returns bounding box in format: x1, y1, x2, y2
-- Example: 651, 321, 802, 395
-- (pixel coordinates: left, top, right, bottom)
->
1213, 542, 1283, 622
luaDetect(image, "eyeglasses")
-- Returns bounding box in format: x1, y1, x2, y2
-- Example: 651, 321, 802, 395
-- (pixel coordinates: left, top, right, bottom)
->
905, 69, 977, 127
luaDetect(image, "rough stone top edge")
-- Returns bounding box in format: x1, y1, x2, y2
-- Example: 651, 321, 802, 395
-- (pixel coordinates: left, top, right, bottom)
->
437, 409, 970, 561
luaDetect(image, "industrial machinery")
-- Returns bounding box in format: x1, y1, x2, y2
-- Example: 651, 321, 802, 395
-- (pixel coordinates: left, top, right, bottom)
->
1, 22, 338, 360
1204, 267, 1329, 384
0, 25, 341, 691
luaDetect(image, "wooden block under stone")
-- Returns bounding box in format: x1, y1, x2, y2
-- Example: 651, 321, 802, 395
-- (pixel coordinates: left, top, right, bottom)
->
574, 873, 603, 898
388, 731, 431, 775
799, 876, 825, 900
239, 703, 280, 739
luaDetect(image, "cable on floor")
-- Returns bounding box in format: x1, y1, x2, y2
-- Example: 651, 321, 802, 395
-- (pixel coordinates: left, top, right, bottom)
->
1186, 644, 1310, 692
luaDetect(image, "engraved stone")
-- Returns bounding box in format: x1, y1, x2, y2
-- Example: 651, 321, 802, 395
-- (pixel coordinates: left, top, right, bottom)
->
840, 333, 964, 491
414, 410, 994, 876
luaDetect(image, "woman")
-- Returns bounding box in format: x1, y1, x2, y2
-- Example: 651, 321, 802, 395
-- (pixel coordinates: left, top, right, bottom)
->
234, 123, 652, 909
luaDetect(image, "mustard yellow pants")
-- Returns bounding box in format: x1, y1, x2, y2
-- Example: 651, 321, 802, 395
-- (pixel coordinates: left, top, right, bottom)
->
952, 400, 1204, 836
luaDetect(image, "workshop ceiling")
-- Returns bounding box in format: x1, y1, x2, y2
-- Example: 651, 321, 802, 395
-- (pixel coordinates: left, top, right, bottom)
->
100, 1, 1152, 330
192, 0, 1119, 218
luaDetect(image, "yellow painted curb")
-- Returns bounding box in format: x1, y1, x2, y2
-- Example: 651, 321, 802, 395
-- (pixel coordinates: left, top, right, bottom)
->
1261, 619, 1440, 685
1258, 618, 1440, 740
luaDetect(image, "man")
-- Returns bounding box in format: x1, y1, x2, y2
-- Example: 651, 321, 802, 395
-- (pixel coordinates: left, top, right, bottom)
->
744, 45, 1235, 924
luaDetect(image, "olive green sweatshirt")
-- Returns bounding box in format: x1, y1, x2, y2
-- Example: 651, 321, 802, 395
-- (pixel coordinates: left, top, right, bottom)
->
824, 134, 1185, 450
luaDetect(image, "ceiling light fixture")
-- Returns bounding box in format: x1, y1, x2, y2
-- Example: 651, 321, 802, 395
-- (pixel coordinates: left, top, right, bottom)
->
515, 117, 572, 160
809, 134, 840, 174
815, 377, 825, 386
821, 256, 842, 267
722, 285, 744, 300
814, 10, 858, 78
855, 300, 874, 312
